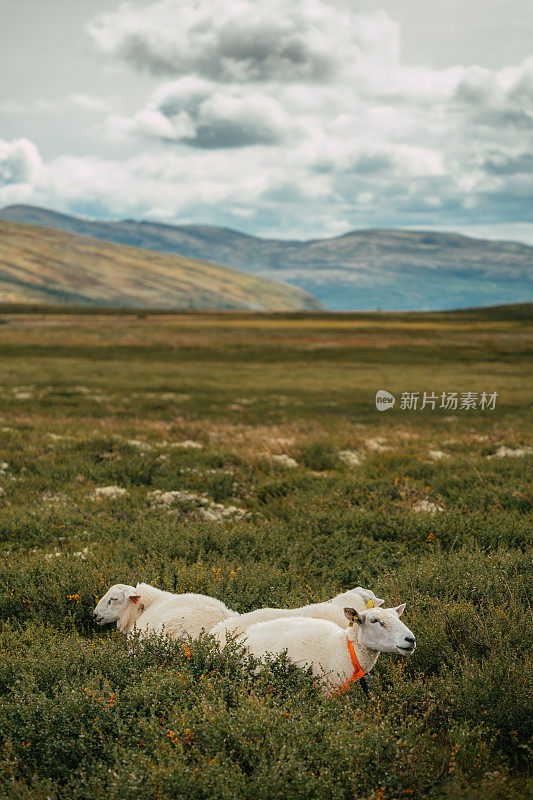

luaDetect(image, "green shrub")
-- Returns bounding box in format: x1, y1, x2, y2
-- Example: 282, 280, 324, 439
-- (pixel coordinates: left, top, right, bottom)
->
300, 441, 338, 471
0, 310, 531, 799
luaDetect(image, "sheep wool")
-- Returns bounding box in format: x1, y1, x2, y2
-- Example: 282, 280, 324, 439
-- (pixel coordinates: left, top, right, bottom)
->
235, 605, 416, 695
93, 583, 238, 641
210, 585, 384, 645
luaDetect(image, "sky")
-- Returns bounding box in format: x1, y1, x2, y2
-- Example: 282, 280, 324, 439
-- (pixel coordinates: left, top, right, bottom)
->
0, 0, 532, 243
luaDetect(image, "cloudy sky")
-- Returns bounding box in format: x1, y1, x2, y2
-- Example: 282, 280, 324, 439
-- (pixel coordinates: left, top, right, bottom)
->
1, 0, 532, 242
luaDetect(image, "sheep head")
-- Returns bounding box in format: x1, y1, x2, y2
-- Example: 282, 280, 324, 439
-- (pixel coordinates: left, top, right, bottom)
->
355, 587, 386, 608
93, 583, 141, 626
344, 604, 416, 655
333, 586, 385, 609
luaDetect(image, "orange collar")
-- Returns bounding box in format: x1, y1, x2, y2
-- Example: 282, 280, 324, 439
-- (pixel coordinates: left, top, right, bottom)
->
329, 637, 366, 697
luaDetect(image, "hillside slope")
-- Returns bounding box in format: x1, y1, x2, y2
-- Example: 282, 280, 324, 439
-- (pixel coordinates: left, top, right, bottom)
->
0, 220, 323, 311
1, 205, 532, 310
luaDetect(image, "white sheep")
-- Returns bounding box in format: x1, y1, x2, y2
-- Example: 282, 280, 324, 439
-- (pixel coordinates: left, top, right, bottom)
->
234, 604, 416, 695
210, 586, 385, 646
92, 582, 238, 640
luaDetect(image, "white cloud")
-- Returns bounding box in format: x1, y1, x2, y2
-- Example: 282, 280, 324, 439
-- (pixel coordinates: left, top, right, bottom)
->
105, 78, 292, 147
88, 0, 398, 85
0, 138, 41, 185
1, 0, 531, 241
69, 93, 113, 113
0, 94, 113, 116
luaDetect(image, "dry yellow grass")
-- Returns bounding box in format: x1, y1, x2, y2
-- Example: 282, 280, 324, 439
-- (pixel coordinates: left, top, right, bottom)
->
0, 220, 322, 311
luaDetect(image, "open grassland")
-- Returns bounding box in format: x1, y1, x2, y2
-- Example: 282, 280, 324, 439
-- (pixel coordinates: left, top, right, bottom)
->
0, 307, 531, 800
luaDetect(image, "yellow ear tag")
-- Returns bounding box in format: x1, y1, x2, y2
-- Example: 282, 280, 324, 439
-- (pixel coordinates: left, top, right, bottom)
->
366, 599, 374, 609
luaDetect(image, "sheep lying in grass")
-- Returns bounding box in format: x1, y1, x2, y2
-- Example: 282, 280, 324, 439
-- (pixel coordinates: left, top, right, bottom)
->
235, 604, 415, 696
211, 586, 384, 646
93, 583, 238, 640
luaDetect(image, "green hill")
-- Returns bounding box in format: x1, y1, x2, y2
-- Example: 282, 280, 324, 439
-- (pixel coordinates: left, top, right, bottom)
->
1, 204, 531, 311
0, 220, 323, 311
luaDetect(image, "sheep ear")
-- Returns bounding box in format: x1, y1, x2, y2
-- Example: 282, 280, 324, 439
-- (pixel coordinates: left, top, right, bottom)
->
394, 603, 406, 617
127, 592, 141, 604
365, 598, 384, 609
344, 607, 364, 624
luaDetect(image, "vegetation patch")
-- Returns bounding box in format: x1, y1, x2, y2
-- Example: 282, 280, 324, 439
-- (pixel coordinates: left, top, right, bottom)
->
0, 308, 531, 799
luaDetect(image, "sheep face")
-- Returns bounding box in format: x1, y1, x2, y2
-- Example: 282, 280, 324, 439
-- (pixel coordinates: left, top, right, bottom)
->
344, 605, 416, 655
93, 584, 140, 625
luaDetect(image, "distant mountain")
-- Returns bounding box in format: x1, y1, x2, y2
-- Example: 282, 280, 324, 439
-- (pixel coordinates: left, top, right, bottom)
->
0, 220, 323, 311
1, 204, 532, 310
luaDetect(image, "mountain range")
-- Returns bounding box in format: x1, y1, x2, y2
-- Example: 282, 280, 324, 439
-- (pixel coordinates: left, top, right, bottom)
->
0, 219, 322, 311
0, 204, 532, 310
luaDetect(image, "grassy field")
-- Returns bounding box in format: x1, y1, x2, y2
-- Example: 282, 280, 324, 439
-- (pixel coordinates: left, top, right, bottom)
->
0, 306, 531, 800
